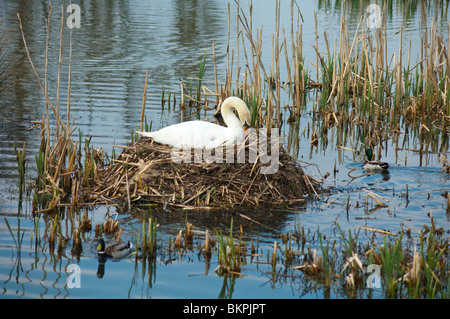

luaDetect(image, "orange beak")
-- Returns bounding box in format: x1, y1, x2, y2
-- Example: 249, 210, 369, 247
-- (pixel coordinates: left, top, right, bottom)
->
243, 122, 250, 137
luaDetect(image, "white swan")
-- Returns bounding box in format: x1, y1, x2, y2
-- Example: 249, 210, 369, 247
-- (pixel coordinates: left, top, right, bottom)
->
137, 96, 251, 149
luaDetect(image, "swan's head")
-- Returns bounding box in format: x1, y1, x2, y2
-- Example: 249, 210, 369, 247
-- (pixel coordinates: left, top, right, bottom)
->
221, 96, 252, 132
232, 98, 251, 129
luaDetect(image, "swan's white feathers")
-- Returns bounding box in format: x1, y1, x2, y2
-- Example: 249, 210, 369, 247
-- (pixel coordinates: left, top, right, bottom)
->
137, 121, 232, 148
137, 96, 250, 149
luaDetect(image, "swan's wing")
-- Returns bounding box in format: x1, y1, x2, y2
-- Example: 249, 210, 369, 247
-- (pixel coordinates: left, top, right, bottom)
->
136, 131, 154, 138
138, 121, 228, 148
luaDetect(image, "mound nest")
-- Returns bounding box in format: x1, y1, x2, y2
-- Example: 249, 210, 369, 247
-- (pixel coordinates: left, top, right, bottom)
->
85, 134, 321, 210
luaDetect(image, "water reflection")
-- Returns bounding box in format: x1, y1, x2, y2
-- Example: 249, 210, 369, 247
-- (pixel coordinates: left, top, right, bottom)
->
1, 166, 448, 298
1, 200, 304, 298
317, 0, 449, 31
0, 0, 227, 161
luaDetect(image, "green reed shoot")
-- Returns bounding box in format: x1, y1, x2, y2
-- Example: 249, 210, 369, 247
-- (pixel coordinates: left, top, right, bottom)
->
197, 49, 207, 101
82, 136, 94, 188
283, 232, 293, 266
142, 214, 158, 256
245, 89, 261, 128
33, 148, 53, 210
319, 56, 334, 111
419, 226, 446, 298
379, 234, 405, 298
216, 229, 227, 268
271, 241, 277, 270
147, 215, 158, 256
336, 223, 356, 258
216, 217, 241, 274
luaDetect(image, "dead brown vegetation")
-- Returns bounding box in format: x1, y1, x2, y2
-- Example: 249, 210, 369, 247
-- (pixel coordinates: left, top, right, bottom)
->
84, 135, 320, 210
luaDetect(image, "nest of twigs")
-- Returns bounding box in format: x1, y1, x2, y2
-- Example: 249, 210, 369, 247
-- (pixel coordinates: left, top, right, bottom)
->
85, 133, 321, 210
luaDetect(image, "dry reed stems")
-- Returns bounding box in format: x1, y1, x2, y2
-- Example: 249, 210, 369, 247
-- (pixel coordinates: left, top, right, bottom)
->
18, 5, 94, 213
88, 136, 318, 210
21, 1, 449, 213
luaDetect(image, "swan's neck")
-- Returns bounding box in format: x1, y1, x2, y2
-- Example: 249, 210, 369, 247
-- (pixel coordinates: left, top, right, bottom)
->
221, 98, 246, 129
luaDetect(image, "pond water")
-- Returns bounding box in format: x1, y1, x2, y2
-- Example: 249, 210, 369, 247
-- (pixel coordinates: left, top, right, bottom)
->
0, 0, 449, 300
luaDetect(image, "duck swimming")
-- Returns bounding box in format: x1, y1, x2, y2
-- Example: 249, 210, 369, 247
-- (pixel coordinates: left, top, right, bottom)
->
137, 96, 251, 149
97, 238, 133, 259
363, 148, 389, 171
